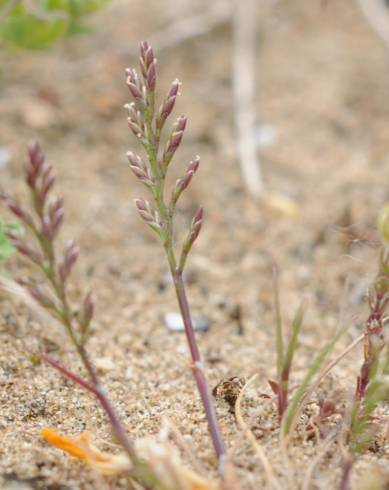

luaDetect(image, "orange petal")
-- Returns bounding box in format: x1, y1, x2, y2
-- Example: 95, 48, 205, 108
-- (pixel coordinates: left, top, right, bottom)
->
41, 428, 131, 476
41, 428, 88, 461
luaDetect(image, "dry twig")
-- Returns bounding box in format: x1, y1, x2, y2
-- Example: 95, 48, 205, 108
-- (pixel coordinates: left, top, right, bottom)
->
235, 374, 281, 490
356, 0, 389, 52
233, 0, 263, 198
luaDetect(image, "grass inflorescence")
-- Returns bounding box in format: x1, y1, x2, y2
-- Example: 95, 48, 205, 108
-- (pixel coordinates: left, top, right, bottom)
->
124, 40, 226, 470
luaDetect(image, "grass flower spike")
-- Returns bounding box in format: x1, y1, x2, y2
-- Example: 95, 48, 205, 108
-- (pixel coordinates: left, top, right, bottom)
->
0, 143, 150, 484
124, 42, 227, 469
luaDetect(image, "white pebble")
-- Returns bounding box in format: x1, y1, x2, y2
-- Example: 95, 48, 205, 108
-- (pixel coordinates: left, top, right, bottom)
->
163, 312, 209, 332
95, 357, 115, 372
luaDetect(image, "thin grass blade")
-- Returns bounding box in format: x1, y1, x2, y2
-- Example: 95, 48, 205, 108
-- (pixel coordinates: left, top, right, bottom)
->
282, 327, 345, 435
272, 266, 284, 379
283, 304, 305, 379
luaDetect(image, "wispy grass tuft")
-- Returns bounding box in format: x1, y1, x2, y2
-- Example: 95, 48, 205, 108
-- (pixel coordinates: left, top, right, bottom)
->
270, 268, 343, 435
282, 327, 344, 436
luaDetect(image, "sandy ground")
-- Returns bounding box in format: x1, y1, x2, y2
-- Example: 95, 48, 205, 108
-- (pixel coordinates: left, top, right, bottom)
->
1, 0, 389, 488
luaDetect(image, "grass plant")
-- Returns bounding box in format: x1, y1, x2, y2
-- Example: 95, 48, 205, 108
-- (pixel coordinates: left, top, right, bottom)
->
270, 268, 305, 422
0, 143, 166, 489
339, 222, 389, 490
269, 268, 343, 436
124, 41, 226, 469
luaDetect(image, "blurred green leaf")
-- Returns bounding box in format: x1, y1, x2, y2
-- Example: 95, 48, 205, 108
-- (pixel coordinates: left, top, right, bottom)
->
0, 1, 70, 50
0, 0, 109, 49
66, 0, 109, 18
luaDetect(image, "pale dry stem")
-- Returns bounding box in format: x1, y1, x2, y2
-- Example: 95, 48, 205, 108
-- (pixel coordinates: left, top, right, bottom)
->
235, 374, 282, 490
279, 431, 297, 490
301, 429, 338, 490
290, 333, 365, 434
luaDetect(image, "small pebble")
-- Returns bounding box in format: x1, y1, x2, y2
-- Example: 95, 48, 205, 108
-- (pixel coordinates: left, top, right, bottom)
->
163, 312, 209, 332
95, 357, 115, 372
255, 123, 277, 148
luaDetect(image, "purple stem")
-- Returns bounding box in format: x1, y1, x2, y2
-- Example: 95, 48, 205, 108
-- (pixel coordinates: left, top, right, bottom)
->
41, 352, 138, 464
173, 270, 226, 466
278, 368, 289, 422
339, 458, 353, 490
355, 294, 384, 401
41, 352, 97, 395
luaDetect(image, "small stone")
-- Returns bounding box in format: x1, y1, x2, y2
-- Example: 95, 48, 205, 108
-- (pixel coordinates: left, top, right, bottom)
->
0, 147, 11, 168
163, 312, 209, 332
125, 367, 133, 379
255, 123, 277, 148
95, 357, 115, 372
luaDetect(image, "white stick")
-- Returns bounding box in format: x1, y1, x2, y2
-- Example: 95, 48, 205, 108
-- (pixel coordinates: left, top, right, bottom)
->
356, 0, 389, 51
233, 0, 263, 198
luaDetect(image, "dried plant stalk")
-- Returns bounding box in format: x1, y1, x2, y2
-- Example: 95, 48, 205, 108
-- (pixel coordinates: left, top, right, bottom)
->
233, 0, 263, 197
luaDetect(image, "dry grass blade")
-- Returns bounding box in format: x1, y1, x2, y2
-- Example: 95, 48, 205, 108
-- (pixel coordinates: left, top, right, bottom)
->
0, 276, 53, 323
235, 374, 282, 490
161, 418, 207, 476
356, 0, 389, 51
301, 429, 338, 490
303, 333, 365, 408
279, 431, 297, 490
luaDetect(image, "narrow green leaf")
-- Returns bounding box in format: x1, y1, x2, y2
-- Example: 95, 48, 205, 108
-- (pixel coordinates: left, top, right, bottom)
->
283, 304, 304, 377
273, 267, 284, 379
282, 327, 344, 435
349, 380, 387, 455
